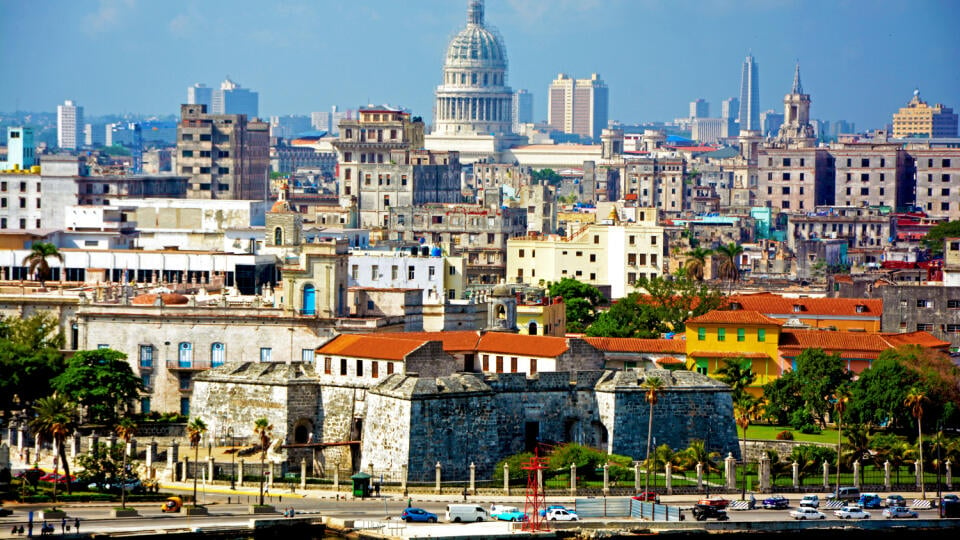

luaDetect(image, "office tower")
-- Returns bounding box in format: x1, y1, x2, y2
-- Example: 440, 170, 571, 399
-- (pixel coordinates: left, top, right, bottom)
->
513, 89, 533, 127
0, 127, 34, 170
547, 73, 609, 140
721, 98, 739, 120
269, 115, 312, 139
57, 99, 83, 150
691, 118, 726, 144
311, 111, 331, 132
760, 110, 784, 138
187, 83, 213, 110
892, 89, 958, 138
177, 104, 270, 200
212, 77, 259, 118
738, 54, 760, 132
776, 63, 816, 147
690, 98, 709, 119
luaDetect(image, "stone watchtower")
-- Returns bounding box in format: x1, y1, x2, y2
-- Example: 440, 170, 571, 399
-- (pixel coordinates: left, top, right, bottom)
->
265, 181, 302, 247
485, 283, 518, 332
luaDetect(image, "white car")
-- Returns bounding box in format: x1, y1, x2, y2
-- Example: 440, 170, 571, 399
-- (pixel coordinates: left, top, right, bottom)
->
799, 494, 820, 508
835, 505, 871, 519
545, 508, 579, 521
789, 507, 826, 520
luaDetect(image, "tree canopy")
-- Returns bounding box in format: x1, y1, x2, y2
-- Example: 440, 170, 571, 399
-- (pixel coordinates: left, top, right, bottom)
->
762, 348, 851, 429
921, 220, 960, 256
52, 348, 142, 426
548, 278, 605, 333
22, 242, 64, 285
531, 168, 563, 186
0, 313, 65, 415
716, 359, 757, 403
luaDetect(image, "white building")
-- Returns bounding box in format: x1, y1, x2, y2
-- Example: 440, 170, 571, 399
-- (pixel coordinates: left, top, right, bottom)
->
348, 249, 466, 305
212, 77, 259, 117
0, 127, 35, 170
57, 100, 83, 150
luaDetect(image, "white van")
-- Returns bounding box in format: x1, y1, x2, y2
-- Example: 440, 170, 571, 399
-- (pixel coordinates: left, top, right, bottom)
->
446, 504, 489, 523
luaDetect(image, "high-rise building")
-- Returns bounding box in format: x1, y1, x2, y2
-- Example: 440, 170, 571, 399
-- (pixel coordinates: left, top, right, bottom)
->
547, 73, 609, 140
269, 115, 312, 139
690, 98, 709, 119
57, 99, 83, 150
761, 110, 784, 138
176, 104, 270, 200
212, 77, 259, 118
187, 83, 213, 110
738, 54, 760, 132
0, 127, 34, 171
892, 89, 958, 138
513, 89, 533, 128
721, 98, 739, 121
776, 63, 816, 148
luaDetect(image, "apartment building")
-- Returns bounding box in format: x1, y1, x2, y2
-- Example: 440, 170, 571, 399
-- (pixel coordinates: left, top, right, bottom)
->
619, 157, 686, 214
787, 206, 894, 251
756, 148, 833, 211
911, 148, 960, 220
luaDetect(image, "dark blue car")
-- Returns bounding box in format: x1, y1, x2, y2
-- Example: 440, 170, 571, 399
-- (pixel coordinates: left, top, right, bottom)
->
400, 507, 438, 523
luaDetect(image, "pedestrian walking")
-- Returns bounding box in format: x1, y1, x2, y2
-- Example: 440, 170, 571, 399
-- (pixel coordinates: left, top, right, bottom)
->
462, 487, 467, 501
61, 517, 66, 534
407, 497, 412, 508
75, 517, 80, 534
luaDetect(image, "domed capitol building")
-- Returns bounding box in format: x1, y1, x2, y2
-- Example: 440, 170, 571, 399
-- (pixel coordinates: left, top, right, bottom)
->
425, 0, 526, 162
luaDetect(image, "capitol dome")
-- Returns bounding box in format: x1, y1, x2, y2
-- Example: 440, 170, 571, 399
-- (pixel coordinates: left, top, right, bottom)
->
444, 2, 506, 70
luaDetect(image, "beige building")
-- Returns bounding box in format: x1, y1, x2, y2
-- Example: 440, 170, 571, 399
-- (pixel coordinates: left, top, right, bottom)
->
177, 104, 270, 201
547, 73, 609, 140
912, 148, 960, 220
892, 89, 958, 138
507, 208, 663, 299
756, 148, 831, 211
619, 157, 687, 214
831, 143, 909, 209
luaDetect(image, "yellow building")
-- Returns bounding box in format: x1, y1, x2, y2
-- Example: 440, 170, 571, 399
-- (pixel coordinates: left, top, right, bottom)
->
892, 90, 958, 138
684, 310, 783, 395
516, 297, 566, 336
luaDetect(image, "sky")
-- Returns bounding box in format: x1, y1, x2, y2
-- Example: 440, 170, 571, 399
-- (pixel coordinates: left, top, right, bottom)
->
1, 0, 958, 131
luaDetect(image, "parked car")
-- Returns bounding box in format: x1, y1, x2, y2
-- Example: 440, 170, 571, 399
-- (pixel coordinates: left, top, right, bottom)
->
832, 486, 861, 501
696, 497, 730, 509
885, 494, 906, 507
39, 472, 76, 484
490, 505, 527, 522
400, 507, 437, 523
545, 508, 579, 521
88, 478, 144, 494
632, 492, 660, 503
944, 494, 959, 503
835, 505, 871, 519
539, 505, 569, 517
692, 503, 729, 521
762, 496, 790, 509
882, 506, 918, 519
789, 507, 826, 520
799, 494, 820, 508
858, 493, 882, 509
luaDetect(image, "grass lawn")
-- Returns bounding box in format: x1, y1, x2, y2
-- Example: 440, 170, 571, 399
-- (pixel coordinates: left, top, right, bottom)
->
738, 424, 839, 445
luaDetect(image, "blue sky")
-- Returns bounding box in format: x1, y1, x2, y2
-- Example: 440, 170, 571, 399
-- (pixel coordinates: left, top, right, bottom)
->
2, 0, 958, 131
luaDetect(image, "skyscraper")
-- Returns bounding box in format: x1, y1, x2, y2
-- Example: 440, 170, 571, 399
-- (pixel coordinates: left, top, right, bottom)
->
738, 54, 760, 132
187, 83, 213, 110
689, 98, 709, 119
547, 73, 609, 140
212, 77, 259, 117
57, 99, 83, 150
513, 89, 533, 129
721, 98, 739, 121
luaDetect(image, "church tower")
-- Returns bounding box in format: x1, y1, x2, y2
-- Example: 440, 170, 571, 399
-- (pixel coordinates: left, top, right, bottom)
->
485, 283, 518, 333
265, 180, 303, 247
776, 63, 816, 148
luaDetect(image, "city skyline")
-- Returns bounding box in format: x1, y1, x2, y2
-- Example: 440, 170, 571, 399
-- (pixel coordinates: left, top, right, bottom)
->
2, 0, 958, 131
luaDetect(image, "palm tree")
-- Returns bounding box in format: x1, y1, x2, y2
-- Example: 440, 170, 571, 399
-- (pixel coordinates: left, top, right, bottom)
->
832, 391, 850, 494
29, 394, 78, 504
904, 387, 929, 499
22, 242, 63, 288
841, 424, 871, 486
186, 417, 207, 508
714, 243, 744, 283
684, 248, 713, 282
734, 396, 761, 500
253, 417, 273, 506
682, 439, 720, 474
716, 358, 757, 403
641, 376, 664, 495
115, 418, 137, 509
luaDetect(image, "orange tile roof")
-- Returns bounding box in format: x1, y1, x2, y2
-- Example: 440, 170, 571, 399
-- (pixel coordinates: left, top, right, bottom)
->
688, 351, 772, 359
778, 329, 887, 353
880, 331, 951, 349
316, 334, 427, 361
583, 337, 686, 354
361, 331, 481, 352
725, 293, 882, 317
656, 356, 685, 365
477, 332, 569, 357
686, 310, 784, 326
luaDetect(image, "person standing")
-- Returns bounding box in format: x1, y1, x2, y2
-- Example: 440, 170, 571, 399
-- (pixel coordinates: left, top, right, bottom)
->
61, 517, 66, 535
75, 518, 80, 534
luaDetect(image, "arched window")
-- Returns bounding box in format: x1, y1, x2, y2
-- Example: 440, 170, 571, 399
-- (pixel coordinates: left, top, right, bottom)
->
211, 342, 225, 366
497, 305, 506, 320
528, 321, 538, 335
178, 342, 193, 367
274, 227, 283, 245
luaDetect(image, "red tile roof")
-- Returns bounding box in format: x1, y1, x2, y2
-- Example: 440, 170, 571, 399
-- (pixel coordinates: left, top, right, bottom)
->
778, 330, 887, 353
583, 337, 685, 354
477, 332, 569, 357
725, 293, 882, 317
361, 331, 480, 352
880, 331, 951, 349
316, 334, 427, 361
656, 356, 685, 365
688, 351, 772, 359
686, 310, 783, 326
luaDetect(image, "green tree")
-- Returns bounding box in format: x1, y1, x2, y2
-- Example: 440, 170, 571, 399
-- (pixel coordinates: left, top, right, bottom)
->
684, 248, 713, 282
870, 434, 912, 487
186, 417, 207, 508
680, 439, 720, 473
794, 349, 851, 427
848, 353, 918, 428
920, 220, 960, 256
716, 358, 757, 403
29, 394, 78, 502
531, 168, 562, 186
641, 376, 664, 494
51, 348, 142, 425
714, 243, 744, 282
586, 292, 664, 338
761, 370, 803, 425
548, 278, 605, 333
790, 444, 836, 482
115, 418, 137, 509
22, 242, 64, 287
904, 387, 929, 499
734, 396, 761, 462
75, 442, 128, 490
254, 417, 273, 506
0, 313, 65, 415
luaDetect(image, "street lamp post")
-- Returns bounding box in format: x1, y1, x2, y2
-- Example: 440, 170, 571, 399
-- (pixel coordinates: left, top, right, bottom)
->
937, 421, 943, 518
228, 427, 236, 490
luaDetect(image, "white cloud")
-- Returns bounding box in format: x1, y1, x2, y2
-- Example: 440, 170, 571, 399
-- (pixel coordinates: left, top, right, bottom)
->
82, 0, 135, 35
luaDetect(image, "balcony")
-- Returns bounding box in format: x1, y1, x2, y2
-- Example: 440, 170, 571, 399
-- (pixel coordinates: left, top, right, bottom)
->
165, 359, 224, 370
